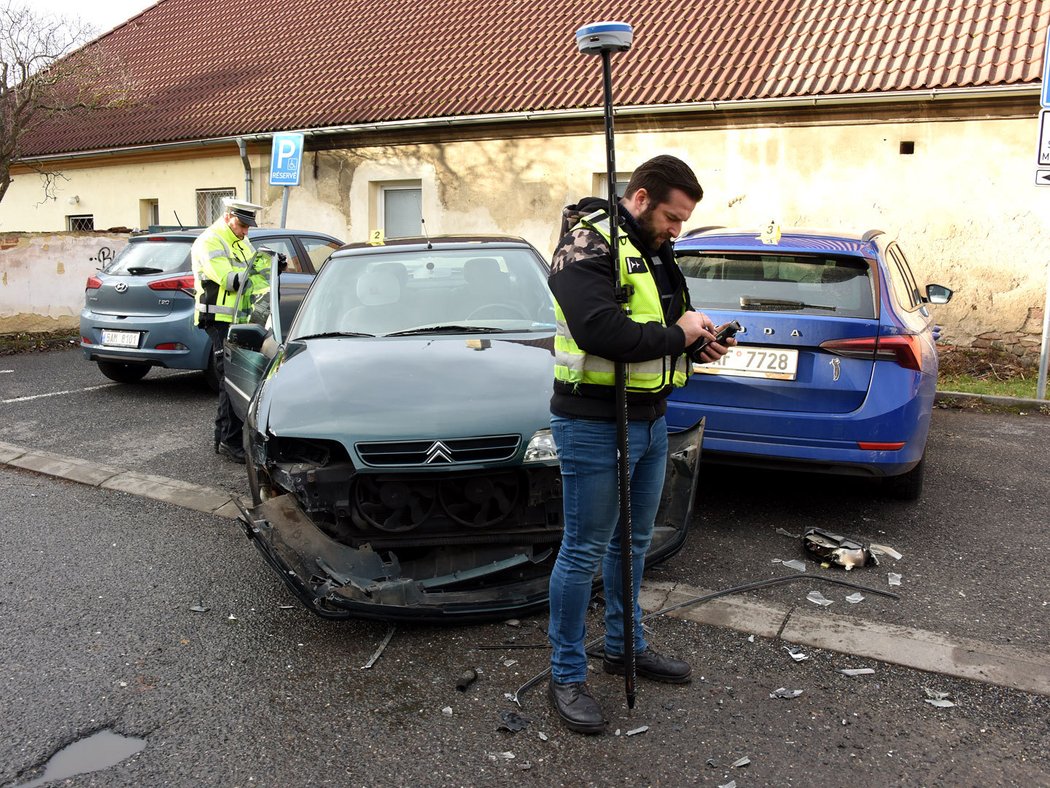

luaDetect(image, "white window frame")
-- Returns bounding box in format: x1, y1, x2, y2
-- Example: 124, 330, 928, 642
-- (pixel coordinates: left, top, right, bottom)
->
196, 188, 236, 225
66, 214, 94, 232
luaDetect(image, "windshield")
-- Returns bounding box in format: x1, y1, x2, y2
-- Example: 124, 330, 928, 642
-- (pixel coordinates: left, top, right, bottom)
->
105, 239, 192, 275
677, 252, 876, 319
290, 247, 556, 338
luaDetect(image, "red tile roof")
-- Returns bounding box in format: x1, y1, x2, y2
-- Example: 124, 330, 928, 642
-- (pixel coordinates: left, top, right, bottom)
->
20, 0, 1050, 157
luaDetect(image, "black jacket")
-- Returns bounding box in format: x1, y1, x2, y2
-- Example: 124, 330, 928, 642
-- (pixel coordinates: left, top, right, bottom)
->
548, 198, 696, 421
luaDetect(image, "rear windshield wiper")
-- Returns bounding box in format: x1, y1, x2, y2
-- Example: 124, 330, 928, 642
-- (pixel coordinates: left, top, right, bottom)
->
294, 331, 375, 339
385, 325, 506, 336
127, 266, 165, 275
740, 296, 837, 312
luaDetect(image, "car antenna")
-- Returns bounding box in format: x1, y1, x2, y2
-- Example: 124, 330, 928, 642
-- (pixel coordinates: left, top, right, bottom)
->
421, 216, 433, 250
174, 210, 185, 230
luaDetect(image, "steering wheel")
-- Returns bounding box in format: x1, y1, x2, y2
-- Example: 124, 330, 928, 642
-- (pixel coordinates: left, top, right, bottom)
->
467, 302, 532, 320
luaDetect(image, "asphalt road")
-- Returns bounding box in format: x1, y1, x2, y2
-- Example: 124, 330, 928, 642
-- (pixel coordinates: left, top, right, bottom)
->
1, 348, 1049, 786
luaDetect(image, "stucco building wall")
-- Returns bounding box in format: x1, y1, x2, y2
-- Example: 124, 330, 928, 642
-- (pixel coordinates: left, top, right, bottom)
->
1, 108, 1047, 357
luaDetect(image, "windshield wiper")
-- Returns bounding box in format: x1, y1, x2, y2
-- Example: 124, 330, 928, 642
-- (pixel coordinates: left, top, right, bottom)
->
295, 331, 375, 339
385, 325, 506, 336
740, 296, 837, 312
128, 266, 164, 275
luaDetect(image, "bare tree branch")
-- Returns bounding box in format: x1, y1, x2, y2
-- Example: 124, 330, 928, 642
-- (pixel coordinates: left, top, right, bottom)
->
1, 1, 132, 204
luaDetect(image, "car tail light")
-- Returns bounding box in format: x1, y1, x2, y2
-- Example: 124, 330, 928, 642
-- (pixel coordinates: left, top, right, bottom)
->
857, 441, 906, 450
148, 275, 196, 296
155, 342, 188, 351
819, 334, 923, 371
86, 275, 102, 289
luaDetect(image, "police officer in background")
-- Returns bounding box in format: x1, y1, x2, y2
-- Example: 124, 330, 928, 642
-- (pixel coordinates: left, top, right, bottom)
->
191, 198, 263, 463
545, 155, 733, 734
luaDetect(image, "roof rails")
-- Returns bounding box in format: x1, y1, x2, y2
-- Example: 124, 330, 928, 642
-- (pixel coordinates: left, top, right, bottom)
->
679, 225, 726, 239
861, 229, 885, 242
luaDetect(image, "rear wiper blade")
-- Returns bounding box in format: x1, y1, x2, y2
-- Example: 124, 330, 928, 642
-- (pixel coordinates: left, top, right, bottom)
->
740, 296, 837, 311
128, 266, 164, 275
295, 331, 375, 339
385, 325, 505, 336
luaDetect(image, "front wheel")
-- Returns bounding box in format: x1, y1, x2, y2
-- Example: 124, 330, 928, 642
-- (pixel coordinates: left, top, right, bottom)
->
97, 361, 149, 384
883, 454, 925, 501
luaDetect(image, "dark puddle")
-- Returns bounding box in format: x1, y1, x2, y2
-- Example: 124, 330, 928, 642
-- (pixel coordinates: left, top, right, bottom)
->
18, 729, 146, 787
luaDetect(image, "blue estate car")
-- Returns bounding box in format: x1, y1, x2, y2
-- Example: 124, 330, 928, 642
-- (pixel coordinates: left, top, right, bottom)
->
80, 228, 343, 389
668, 227, 953, 500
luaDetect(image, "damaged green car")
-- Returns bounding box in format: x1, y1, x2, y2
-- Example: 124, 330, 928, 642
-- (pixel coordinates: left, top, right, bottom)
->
224, 237, 703, 622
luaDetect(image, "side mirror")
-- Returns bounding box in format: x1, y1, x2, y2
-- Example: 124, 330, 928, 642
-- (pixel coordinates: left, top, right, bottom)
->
925, 284, 953, 305
227, 322, 267, 352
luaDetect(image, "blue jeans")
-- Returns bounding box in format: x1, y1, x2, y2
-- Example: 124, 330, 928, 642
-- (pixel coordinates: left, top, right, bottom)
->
548, 414, 669, 683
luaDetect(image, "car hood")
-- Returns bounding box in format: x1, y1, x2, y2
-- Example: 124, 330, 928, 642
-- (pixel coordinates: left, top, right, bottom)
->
258, 333, 555, 448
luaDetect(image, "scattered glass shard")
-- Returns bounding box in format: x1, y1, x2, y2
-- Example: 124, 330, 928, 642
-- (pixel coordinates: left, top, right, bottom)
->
773, 558, 807, 572
784, 647, 809, 662
838, 668, 875, 676
441, 706, 453, 717
769, 688, 803, 699
504, 659, 518, 668
732, 756, 751, 767
845, 592, 865, 604
538, 732, 548, 742
807, 590, 833, 607
925, 699, 956, 708
776, 527, 801, 538
719, 782, 737, 788
188, 603, 209, 613
747, 635, 755, 643
869, 543, 903, 561
626, 726, 649, 736
888, 573, 902, 586
923, 688, 951, 700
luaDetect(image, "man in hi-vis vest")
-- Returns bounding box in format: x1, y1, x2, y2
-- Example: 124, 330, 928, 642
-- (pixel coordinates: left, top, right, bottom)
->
191, 198, 263, 463
545, 155, 734, 734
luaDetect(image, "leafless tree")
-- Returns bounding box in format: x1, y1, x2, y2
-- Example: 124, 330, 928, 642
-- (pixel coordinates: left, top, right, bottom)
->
0, 2, 131, 204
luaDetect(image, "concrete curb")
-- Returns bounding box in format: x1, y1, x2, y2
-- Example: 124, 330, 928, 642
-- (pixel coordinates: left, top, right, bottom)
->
935, 390, 1049, 412
4, 439, 1049, 698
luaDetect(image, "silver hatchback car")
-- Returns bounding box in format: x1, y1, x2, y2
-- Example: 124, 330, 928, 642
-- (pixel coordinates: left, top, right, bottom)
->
80, 228, 343, 388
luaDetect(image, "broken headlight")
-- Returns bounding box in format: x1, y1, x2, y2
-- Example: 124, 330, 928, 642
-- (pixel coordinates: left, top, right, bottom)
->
523, 428, 558, 463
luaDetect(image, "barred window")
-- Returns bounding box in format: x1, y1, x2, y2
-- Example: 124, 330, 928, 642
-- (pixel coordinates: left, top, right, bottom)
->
66, 215, 94, 232
196, 188, 236, 225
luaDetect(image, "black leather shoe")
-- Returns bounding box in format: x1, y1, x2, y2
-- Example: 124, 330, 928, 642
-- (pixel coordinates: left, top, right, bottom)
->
548, 679, 606, 734
603, 649, 692, 684
216, 442, 246, 464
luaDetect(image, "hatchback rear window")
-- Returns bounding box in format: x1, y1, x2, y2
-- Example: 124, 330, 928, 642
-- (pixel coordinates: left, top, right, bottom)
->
105, 239, 193, 275
677, 252, 876, 319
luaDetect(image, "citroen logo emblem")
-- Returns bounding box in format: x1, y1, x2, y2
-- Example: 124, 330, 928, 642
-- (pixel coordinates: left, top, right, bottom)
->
114, 282, 129, 293
425, 441, 453, 464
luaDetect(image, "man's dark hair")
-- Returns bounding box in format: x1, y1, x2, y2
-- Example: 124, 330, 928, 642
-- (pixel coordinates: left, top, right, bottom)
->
622, 155, 703, 205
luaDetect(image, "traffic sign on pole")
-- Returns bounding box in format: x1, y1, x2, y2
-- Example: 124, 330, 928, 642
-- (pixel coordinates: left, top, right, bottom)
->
1042, 28, 1050, 108
269, 132, 305, 187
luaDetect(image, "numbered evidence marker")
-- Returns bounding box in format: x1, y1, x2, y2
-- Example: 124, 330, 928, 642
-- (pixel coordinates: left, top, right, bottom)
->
759, 220, 782, 245
368, 229, 385, 246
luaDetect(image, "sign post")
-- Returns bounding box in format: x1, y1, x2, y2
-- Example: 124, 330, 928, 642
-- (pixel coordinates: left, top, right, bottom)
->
1037, 33, 1050, 398
269, 132, 305, 229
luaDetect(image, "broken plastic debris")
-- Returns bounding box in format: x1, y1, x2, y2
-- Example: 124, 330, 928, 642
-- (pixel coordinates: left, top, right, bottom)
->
487, 752, 516, 762
361, 625, 395, 670
923, 688, 951, 700
441, 706, 453, 717
456, 668, 478, 692
626, 725, 649, 736
188, 603, 209, 613
498, 710, 530, 733
784, 647, 809, 662
773, 558, 807, 572
227, 614, 238, 621
769, 688, 803, 699
806, 590, 834, 607
538, 732, 548, 742
869, 543, 903, 561
803, 528, 871, 570
732, 756, 751, 767
503, 659, 518, 668
720, 782, 737, 788
838, 668, 875, 677
747, 635, 755, 643
888, 572, 902, 587
925, 699, 956, 708
845, 592, 865, 604
776, 527, 801, 539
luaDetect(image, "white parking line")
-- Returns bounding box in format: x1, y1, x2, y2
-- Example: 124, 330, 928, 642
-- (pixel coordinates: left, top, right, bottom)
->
1, 383, 119, 404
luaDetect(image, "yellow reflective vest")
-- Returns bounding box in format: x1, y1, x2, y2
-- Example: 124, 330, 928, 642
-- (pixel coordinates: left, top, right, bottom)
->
553, 210, 691, 392
191, 219, 257, 325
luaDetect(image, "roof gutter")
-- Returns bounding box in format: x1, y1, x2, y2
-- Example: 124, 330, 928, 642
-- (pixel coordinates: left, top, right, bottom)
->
17, 85, 1038, 164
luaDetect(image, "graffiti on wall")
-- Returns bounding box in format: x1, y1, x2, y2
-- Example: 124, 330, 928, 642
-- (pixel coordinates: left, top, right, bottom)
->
89, 246, 115, 265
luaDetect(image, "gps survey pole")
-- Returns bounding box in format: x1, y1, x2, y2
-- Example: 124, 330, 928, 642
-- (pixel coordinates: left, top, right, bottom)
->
575, 20, 637, 710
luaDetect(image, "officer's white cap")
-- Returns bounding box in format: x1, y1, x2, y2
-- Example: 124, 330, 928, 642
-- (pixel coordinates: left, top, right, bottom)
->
223, 198, 263, 227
